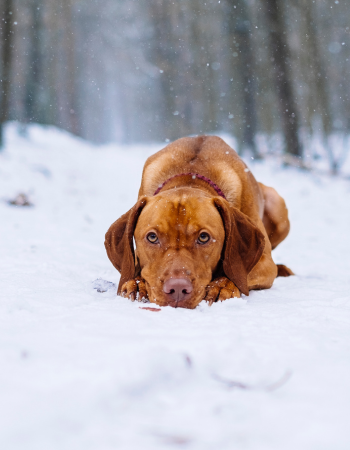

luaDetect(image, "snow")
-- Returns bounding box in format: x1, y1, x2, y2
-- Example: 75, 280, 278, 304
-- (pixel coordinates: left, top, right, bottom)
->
1, 123, 350, 450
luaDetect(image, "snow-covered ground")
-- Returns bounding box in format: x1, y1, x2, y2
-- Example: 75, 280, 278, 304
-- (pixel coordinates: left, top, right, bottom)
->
1, 123, 350, 450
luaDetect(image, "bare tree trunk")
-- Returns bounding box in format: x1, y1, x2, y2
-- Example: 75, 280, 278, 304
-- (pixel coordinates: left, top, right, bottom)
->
0, 0, 14, 148
149, 0, 177, 140
303, 0, 338, 173
306, 3, 332, 171
262, 0, 302, 158
150, 0, 217, 140
190, 0, 216, 134
62, 0, 79, 135
24, 0, 42, 125
227, 0, 259, 158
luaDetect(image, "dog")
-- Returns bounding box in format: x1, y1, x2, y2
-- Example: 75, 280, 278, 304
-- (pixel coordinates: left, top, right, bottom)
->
105, 136, 293, 309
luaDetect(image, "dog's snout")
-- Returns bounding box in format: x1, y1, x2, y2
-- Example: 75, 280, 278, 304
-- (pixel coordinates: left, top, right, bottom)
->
163, 278, 193, 304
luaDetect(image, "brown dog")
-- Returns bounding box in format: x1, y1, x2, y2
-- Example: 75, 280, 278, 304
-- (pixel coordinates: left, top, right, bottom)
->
105, 136, 292, 309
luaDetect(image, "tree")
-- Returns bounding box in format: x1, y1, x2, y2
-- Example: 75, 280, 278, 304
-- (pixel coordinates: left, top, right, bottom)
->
62, 0, 79, 135
0, 0, 14, 148
23, 0, 42, 126
227, 0, 259, 157
262, 0, 303, 158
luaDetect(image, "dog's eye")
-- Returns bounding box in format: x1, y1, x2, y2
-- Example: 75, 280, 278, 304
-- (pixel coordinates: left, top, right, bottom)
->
146, 232, 159, 244
198, 232, 210, 244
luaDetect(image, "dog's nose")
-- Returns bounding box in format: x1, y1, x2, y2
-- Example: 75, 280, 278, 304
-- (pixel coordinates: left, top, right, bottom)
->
163, 278, 193, 303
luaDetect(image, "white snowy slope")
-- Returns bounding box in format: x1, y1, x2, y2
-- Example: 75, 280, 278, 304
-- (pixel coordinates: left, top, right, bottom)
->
0, 123, 350, 450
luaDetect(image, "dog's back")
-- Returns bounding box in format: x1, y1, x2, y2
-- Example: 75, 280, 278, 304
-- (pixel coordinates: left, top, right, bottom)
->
139, 135, 264, 219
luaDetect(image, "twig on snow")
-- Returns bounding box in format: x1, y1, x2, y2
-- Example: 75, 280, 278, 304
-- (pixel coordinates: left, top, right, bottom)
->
213, 370, 292, 392
139, 307, 161, 312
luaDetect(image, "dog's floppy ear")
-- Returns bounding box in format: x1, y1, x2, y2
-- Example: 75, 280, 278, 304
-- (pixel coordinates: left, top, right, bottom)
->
105, 197, 147, 293
214, 197, 265, 296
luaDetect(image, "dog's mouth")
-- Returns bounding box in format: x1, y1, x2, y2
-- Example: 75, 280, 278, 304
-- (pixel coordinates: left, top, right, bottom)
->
148, 279, 206, 309
163, 297, 199, 309
166, 295, 195, 309
150, 295, 199, 309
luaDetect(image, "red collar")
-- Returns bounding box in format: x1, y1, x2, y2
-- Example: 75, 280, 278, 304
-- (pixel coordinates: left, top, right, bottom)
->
153, 173, 226, 199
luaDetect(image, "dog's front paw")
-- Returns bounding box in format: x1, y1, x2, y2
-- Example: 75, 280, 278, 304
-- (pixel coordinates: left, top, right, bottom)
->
121, 277, 149, 302
205, 277, 240, 306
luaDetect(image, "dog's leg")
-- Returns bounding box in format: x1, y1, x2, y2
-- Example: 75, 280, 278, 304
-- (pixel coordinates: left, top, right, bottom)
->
247, 253, 278, 290
205, 277, 240, 305
247, 216, 279, 290
247, 212, 294, 290
259, 183, 290, 250
257, 183, 294, 279
121, 276, 148, 301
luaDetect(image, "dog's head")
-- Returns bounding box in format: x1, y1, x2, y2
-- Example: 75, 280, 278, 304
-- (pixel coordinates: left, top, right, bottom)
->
105, 189, 264, 309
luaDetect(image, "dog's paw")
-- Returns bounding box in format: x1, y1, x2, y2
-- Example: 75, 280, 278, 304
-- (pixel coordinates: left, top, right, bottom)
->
121, 277, 149, 302
205, 277, 240, 306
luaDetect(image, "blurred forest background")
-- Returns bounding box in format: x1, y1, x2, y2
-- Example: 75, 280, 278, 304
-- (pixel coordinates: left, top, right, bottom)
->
1, 0, 349, 171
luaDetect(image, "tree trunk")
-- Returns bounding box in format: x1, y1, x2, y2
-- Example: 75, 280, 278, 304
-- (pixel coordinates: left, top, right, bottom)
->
24, 0, 42, 125
0, 0, 14, 148
227, 0, 259, 157
303, 0, 337, 173
62, 0, 79, 135
149, 0, 177, 140
263, 0, 302, 158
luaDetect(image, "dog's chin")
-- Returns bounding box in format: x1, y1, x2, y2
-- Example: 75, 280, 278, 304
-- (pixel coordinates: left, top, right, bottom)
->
154, 298, 200, 309
147, 286, 206, 310
166, 299, 199, 309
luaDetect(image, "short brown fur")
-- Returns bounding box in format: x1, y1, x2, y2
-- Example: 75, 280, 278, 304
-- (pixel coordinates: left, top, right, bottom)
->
105, 136, 292, 309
